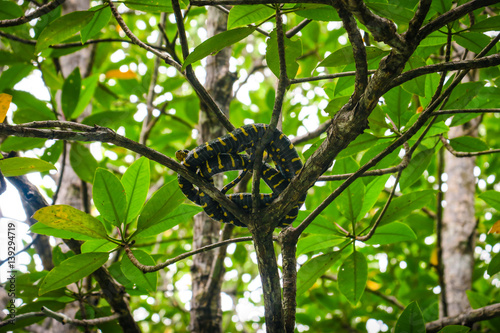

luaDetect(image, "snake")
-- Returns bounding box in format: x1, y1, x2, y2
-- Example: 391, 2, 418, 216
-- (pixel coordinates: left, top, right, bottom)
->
176, 123, 305, 227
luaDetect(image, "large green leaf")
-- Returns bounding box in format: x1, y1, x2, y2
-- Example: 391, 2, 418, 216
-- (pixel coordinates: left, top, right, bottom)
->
93, 168, 127, 228
133, 179, 185, 238
478, 190, 500, 210
402, 56, 426, 97
470, 16, 500, 32
365, 3, 414, 26
266, 30, 302, 79
182, 27, 256, 70
385, 86, 413, 130
338, 251, 367, 305
0, 137, 46, 151
61, 67, 81, 119
319, 46, 388, 68
33, 205, 108, 239
333, 157, 365, 223
0, 64, 34, 92
466, 290, 490, 309
0, 157, 56, 176
487, 252, 500, 276
395, 302, 425, 333
121, 249, 157, 292
123, 0, 183, 13
359, 175, 390, 219
9, 90, 56, 123
400, 148, 434, 190
449, 136, 489, 152
297, 234, 346, 255
30, 222, 96, 241
39, 252, 108, 295
81, 5, 111, 43
134, 204, 202, 238
227, 5, 274, 29
69, 143, 98, 183
296, 251, 342, 295
454, 32, 494, 55
122, 157, 150, 224
365, 222, 417, 245
72, 74, 99, 119
36, 11, 95, 52
377, 190, 436, 226
295, 4, 340, 21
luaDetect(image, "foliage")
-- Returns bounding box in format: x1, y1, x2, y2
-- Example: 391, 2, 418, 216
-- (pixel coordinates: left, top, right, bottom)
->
1, 0, 500, 332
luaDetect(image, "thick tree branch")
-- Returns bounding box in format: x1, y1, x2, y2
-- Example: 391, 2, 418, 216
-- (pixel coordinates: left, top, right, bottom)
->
0, 0, 65, 27
340, 0, 405, 50
426, 303, 500, 332
0, 122, 244, 221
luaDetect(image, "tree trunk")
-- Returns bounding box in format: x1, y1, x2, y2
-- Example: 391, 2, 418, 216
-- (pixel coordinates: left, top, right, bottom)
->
442, 121, 478, 317
189, 8, 236, 333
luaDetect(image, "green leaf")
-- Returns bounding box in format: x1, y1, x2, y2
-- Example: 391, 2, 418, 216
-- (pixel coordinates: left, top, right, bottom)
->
30, 222, 96, 241
33, 205, 108, 239
465, 290, 490, 309
430, 0, 452, 14
133, 179, 185, 238
445, 81, 484, 112
365, 222, 417, 245
337, 133, 382, 158
39, 252, 108, 295
479, 190, 500, 211
297, 234, 346, 255
333, 157, 365, 223
365, 3, 414, 26
319, 46, 388, 68
36, 11, 95, 52
9, 90, 56, 123
0, 137, 46, 151
338, 251, 367, 305
449, 136, 489, 152
69, 143, 98, 183
438, 326, 470, 333
487, 252, 500, 276
359, 175, 390, 218
61, 67, 81, 119
0, 0, 23, 19
302, 137, 325, 161
227, 5, 274, 29
134, 204, 201, 238
72, 74, 99, 119
0, 64, 34, 92
470, 16, 500, 32
400, 148, 434, 190
122, 157, 150, 224
454, 32, 493, 55
0, 157, 56, 176
93, 168, 127, 228
121, 249, 157, 292
402, 56, 426, 97
295, 4, 340, 21
123, 0, 182, 13
296, 251, 342, 295
266, 30, 302, 79
182, 27, 256, 70
81, 239, 117, 253
395, 302, 426, 333
385, 86, 413, 129
377, 190, 436, 226
81, 5, 111, 43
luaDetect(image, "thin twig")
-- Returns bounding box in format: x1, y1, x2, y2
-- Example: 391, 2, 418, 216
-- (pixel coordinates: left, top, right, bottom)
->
40, 306, 120, 326
124, 236, 256, 273
439, 135, 500, 157
51, 141, 67, 204
290, 70, 376, 84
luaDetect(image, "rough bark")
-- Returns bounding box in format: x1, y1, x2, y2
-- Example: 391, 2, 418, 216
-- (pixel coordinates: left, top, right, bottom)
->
442, 121, 478, 317
189, 8, 236, 333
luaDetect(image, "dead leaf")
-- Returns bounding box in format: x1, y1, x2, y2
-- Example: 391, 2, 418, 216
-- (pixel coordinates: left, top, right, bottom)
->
0, 93, 12, 123
105, 69, 137, 80
488, 220, 500, 234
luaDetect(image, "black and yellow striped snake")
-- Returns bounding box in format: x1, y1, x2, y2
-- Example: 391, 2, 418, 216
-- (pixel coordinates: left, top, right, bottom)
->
176, 123, 305, 227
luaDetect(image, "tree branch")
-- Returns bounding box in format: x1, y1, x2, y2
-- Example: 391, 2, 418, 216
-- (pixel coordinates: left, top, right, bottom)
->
0, 0, 65, 28
124, 236, 255, 273
40, 306, 120, 327
426, 303, 500, 332
439, 135, 500, 157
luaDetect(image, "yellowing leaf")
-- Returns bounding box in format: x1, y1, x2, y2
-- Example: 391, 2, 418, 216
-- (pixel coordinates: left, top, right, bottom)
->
0, 93, 12, 123
105, 69, 137, 79
366, 280, 381, 291
430, 247, 438, 267
416, 106, 423, 113
488, 220, 500, 234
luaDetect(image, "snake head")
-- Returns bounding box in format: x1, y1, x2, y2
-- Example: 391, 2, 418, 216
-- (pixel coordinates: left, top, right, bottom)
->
175, 149, 190, 162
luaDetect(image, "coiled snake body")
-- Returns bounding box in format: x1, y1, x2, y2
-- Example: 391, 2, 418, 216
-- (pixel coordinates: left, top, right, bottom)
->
176, 124, 305, 227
